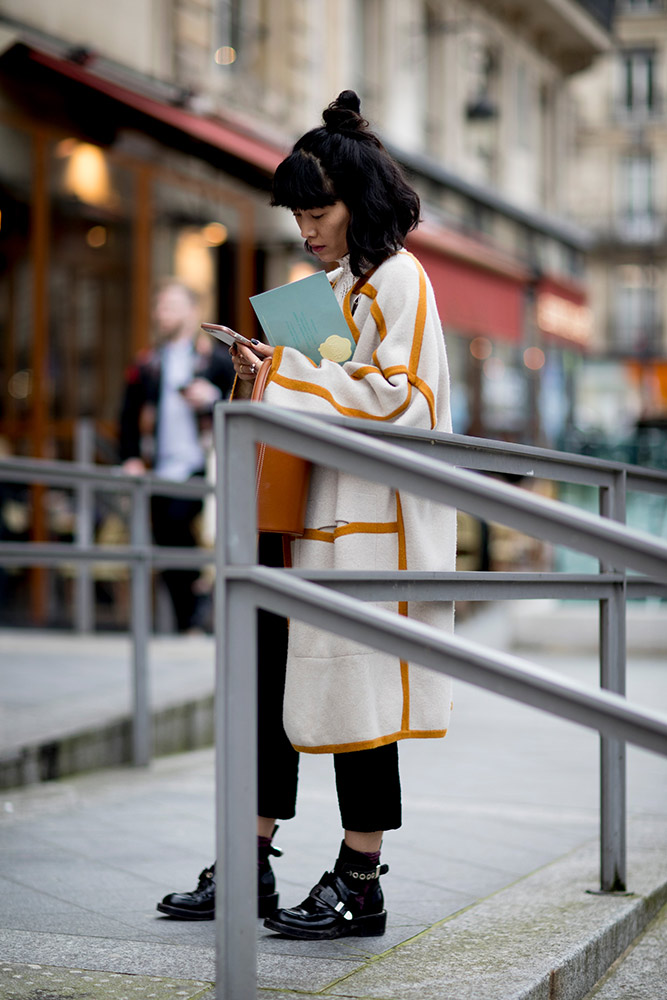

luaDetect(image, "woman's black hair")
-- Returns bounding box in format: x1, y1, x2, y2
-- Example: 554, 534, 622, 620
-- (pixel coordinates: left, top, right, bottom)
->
271, 90, 420, 276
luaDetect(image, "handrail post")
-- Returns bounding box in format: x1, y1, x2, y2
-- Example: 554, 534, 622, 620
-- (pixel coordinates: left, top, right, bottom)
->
214, 404, 258, 997
74, 418, 95, 633
598, 468, 627, 891
130, 477, 152, 767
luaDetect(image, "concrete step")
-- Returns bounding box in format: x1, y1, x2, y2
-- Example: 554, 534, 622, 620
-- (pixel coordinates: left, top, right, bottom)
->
329, 816, 667, 1000
0, 631, 216, 789
581, 900, 667, 1000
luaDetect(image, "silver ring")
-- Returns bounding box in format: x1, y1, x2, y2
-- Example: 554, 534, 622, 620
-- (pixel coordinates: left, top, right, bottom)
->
251, 364, 256, 374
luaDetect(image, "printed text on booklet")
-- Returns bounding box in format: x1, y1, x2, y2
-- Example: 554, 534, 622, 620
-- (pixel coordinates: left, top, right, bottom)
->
250, 270, 355, 365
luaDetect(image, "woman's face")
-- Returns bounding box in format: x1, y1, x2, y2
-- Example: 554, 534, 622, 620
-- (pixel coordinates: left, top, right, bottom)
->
292, 201, 350, 263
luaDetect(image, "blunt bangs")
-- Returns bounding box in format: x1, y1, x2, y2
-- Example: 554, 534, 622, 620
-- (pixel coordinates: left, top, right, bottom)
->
271, 145, 338, 211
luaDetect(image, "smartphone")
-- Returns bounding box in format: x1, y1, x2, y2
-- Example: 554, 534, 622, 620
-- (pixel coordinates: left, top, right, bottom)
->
201, 323, 254, 348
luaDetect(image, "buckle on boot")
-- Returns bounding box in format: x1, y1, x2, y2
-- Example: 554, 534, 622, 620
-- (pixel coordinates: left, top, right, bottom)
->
311, 876, 354, 921
334, 900, 353, 921
339, 861, 389, 881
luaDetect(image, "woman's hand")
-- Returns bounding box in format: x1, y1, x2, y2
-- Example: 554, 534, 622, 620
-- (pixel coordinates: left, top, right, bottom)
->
230, 340, 275, 381
121, 458, 146, 476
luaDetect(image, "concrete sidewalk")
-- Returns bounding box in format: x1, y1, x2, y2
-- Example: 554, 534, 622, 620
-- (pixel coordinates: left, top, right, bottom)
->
1, 604, 666, 998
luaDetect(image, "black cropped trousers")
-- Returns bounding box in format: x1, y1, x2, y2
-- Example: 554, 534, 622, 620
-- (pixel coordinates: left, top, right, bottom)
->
257, 534, 402, 832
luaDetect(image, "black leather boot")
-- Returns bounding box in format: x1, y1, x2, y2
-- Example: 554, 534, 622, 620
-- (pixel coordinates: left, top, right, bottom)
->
263, 845, 388, 940
157, 829, 283, 920
157, 864, 216, 920
258, 827, 283, 918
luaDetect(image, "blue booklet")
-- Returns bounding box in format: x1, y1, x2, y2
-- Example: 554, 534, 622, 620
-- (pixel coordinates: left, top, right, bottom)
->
249, 270, 356, 365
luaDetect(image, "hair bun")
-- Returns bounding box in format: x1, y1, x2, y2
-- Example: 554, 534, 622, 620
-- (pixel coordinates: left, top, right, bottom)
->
322, 90, 367, 133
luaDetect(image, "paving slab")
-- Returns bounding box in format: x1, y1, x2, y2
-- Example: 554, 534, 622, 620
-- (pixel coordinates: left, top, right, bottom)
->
0, 963, 213, 1000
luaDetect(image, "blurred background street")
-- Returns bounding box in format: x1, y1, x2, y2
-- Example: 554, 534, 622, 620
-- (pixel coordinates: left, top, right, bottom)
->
1, 0, 667, 632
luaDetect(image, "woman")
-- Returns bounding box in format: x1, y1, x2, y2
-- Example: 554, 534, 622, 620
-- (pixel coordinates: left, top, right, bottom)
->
158, 90, 455, 941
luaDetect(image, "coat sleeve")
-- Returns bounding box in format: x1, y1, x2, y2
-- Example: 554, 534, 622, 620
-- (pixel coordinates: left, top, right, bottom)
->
203, 345, 237, 400
118, 364, 144, 462
263, 253, 444, 431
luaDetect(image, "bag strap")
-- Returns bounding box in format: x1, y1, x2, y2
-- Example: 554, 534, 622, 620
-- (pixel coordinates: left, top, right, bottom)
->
349, 264, 379, 298
251, 357, 273, 402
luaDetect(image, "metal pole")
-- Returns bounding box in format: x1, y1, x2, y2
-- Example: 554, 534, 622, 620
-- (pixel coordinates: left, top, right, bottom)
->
74, 419, 95, 633
214, 403, 259, 998
599, 469, 627, 891
130, 478, 152, 767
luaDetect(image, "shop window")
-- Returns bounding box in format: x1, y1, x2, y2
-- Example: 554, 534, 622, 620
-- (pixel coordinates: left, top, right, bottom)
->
480, 341, 526, 436
152, 179, 241, 334
0, 122, 33, 455
446, 334, 470, 434
48, 138, 135, 456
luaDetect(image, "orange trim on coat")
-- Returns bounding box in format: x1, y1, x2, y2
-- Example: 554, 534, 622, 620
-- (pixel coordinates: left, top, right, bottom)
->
269, 371, 414, 422
292, 728, 449, 754
370, 298, 388, 342
341, 266, 380, 342
302, 520, 398, 543
351, 365, 382, 380
266, 345, 284, 381
407, 253, 428, 374
382, 366, 436, 428
342, 293, 361, 344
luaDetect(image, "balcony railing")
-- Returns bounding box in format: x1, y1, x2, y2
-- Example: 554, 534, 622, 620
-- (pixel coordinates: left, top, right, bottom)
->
617, 0, 665, 15
610, 97, 667, 124
583, 212, 667, 247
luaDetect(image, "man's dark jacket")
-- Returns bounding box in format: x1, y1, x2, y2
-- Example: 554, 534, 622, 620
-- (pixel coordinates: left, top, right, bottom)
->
119, 339, 236, 466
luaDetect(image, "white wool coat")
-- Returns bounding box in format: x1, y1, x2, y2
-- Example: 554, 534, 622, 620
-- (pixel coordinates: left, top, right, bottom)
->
263, 250, 455, 753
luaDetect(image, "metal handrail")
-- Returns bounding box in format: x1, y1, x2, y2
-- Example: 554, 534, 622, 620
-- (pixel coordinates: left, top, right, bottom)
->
327, 420, 667, 494
213, 402, 667, 998
218, 405, 667, 577
2, 412, 667, 988
0, 457, 215, 767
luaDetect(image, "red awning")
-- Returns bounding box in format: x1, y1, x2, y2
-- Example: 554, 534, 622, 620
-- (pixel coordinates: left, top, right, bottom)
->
408, 225, 529, 343
25, 47, 287, 177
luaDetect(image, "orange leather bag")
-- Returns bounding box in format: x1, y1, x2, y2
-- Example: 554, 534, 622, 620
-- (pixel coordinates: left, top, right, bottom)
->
251, 358, 311, 535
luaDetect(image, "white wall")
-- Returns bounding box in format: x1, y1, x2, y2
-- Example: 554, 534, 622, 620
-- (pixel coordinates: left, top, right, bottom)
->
3, 0, 169, 77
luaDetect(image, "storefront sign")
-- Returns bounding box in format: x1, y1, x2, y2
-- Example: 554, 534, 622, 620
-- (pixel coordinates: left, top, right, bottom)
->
537, 291, 592, 348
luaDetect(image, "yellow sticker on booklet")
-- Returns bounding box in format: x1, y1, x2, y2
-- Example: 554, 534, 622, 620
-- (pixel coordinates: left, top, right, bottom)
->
319, 335, 353, 362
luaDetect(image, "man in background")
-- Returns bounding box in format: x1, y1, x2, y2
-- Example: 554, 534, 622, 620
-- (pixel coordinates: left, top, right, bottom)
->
119, 279, 235, 632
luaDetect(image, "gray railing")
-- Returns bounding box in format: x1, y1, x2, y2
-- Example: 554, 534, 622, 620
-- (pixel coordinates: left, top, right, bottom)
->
2, 410, 667, 997
213, 401, 667, 999
0, 455, 214, 767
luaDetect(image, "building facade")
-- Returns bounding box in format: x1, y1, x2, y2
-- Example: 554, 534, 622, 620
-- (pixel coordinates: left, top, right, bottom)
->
568, 0, 667, 463
0, 0, 614, 622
